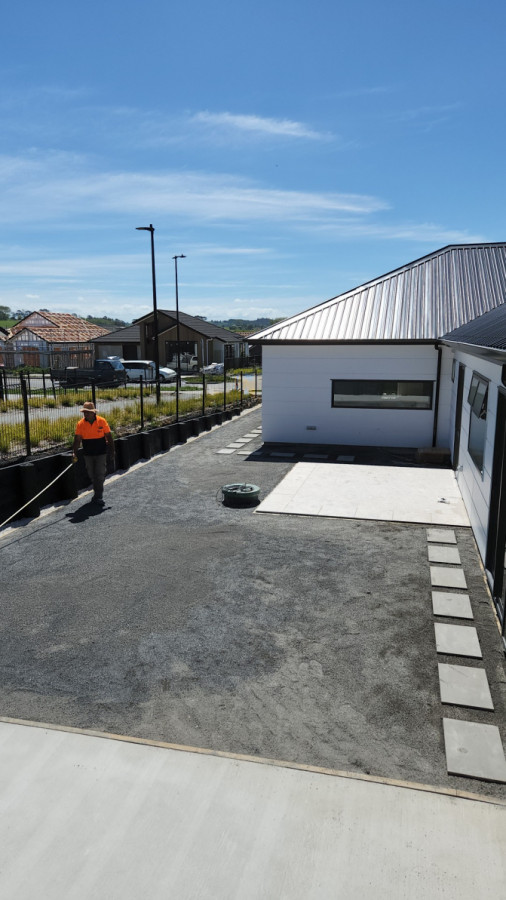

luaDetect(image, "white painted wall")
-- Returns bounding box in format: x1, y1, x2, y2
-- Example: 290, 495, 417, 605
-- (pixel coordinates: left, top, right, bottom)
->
261, 344, 440, 447
450, 351, 499, 560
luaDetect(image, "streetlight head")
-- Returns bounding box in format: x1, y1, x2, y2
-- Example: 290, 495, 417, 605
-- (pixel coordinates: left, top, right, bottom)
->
136, 225, 154, 232
173, 253, 186, 260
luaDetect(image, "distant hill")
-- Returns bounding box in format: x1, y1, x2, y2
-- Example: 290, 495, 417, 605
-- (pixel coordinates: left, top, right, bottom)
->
209, 317, 284, 333
86, 315, 130, 330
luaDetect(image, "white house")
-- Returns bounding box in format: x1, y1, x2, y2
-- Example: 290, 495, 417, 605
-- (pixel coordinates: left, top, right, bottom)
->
251, 243, 506, 647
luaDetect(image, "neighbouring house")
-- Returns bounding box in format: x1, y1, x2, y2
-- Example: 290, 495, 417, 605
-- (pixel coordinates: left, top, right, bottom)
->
3, 311, 109, 368
92, 323, 141, 360
134, 310, 247, 370
251, 242, 506, 646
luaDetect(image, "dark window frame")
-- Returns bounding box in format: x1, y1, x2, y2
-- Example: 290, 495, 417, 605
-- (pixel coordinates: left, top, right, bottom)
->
467, 371, 489, 476
331, 379, 434, 410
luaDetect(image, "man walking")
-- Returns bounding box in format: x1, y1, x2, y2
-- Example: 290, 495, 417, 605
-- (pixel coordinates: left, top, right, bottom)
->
73, 401, 115, 502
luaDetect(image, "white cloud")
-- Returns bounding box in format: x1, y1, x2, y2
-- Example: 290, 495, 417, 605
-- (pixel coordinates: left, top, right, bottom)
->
0, 153, 387, 225
191, 111, 328, 140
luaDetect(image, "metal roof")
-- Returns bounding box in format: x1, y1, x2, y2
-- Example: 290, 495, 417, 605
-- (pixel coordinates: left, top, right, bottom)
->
442, 302, 506, 351
251, 244, 506, 343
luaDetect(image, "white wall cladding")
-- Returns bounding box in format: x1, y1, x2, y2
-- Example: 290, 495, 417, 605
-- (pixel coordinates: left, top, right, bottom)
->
261, 344, 440, 447
452, 351, 498, 560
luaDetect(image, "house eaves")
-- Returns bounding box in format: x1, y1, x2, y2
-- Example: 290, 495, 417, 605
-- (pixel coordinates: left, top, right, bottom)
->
250, 243, 506, 343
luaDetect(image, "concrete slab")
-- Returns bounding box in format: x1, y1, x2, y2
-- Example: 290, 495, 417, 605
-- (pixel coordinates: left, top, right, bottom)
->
443, 718, 506, 782
227, 442, 246, 449
430, 566, 468, 589
435, 623, 482, 658
337, 455, 355, 462
427, 529, 457, 544
438, 663, 494, 710
217, 448, 237, 454
257, 463, 470, 525
432, 591, 474, 619
2, 721, 506, 898
428, 545, 461, 564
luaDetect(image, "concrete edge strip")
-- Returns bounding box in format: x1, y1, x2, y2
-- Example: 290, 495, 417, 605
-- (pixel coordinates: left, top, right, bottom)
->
1, 715, 505, 808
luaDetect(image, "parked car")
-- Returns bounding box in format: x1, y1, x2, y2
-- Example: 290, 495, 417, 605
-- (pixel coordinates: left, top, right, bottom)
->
201, 362, 224, 375
50, 357, 127, 387
166, 353, 199, 373
122, 360, 177, 383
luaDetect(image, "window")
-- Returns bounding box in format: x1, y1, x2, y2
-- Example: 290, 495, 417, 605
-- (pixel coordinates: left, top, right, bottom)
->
467, 372, 488, 474
331, 380, 433, 410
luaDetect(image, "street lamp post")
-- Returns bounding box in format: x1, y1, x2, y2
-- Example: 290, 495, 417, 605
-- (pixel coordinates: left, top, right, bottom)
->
136, 224, 161, 404
173, 254, 186, 387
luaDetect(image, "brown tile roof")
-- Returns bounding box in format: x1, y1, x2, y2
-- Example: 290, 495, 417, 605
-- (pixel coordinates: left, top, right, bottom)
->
10, 312, 109, 344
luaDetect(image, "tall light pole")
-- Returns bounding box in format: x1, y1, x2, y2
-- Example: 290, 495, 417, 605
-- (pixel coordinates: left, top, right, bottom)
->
173, 254, 186, 387
136, 224, 161, 404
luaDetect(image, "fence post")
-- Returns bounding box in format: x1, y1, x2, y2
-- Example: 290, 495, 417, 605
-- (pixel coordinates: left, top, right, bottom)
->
202, 373, 206, 416
42, 372, 47, 398
240, 371, 244, 408
223, 365, 227, 411
140, 376, 144, 430
91, 382, 97, 408
176, 376, 179, 423
20, 375, 31, 457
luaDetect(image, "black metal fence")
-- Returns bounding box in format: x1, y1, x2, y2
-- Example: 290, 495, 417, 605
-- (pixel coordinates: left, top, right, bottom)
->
0, 368, 261, 464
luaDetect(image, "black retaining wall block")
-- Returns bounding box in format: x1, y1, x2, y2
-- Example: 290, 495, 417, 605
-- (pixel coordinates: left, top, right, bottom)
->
116, 437, 131, 471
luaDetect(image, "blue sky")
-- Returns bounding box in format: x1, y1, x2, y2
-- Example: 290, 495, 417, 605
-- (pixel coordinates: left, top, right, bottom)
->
2, 0, 505, 323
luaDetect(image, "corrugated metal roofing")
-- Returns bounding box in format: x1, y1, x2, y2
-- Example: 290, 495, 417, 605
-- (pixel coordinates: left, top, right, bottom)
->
251, 244, 506, 342
442, 302, 506, 350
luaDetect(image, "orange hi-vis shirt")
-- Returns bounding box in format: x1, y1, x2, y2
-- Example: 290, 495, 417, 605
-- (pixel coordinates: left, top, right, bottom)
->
75, 415, 111, 456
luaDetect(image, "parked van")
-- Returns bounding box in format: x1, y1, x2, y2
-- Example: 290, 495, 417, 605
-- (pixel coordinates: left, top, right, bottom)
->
122, 360, 177, 383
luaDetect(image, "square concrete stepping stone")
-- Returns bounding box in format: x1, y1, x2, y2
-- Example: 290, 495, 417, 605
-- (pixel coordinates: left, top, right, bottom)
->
434, 623, 482, 658
228, 442, 246, 449
237, 450, 253, 455
337, 455, 355, 462
438, 663, 494, 710
430, 566, 467, 589
270, 452, 295, 458
432, 591, 473, 619
303, 454, 329, 460
443, 718, 506, 782
427, 528, 457, 544
217, 448, 236, 454
428, 545, 461, 564
235, 438, 253, 443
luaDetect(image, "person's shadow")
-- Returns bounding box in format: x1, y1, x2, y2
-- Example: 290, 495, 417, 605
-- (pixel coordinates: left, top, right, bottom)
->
66, 499, 110, 524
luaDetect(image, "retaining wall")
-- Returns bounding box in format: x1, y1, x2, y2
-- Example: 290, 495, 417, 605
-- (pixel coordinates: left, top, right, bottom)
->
0, 407, 247, 527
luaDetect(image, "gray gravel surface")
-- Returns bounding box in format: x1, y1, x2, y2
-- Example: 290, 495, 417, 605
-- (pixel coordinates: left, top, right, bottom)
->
1, 407, 505, 799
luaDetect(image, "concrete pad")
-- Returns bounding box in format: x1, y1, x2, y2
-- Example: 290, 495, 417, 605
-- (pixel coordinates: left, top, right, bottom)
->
217, 448, 237, 454
435, 623, 482, 658
443, 718, 506, 782
432, 591, 473, 619
228, 442, 246, 449
2, 722, 506, 898
303, 453, 329, 460
270, 452, 296, 458
427, 529, 457, 544
430, 566, 467, 589
337, 455, 355, 462
428, 545, 461, 564
257, 463, 470, 525
439, 663, 494, 710
235, 437, 253, 443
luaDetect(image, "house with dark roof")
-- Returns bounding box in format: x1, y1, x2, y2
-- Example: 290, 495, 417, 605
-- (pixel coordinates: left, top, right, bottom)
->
92, 323, 141, 360
133, 310, 247, 370
251, 243, 506, 645
4, 311, 109, 367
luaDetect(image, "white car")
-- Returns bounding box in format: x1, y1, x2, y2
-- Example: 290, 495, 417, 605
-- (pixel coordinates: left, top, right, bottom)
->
201, 362, 224, 375
122, 360, 177, 383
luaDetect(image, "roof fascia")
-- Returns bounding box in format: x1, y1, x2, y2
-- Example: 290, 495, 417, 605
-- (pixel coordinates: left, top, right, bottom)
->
250, 338, 437, 346
439, 339, 506, 363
